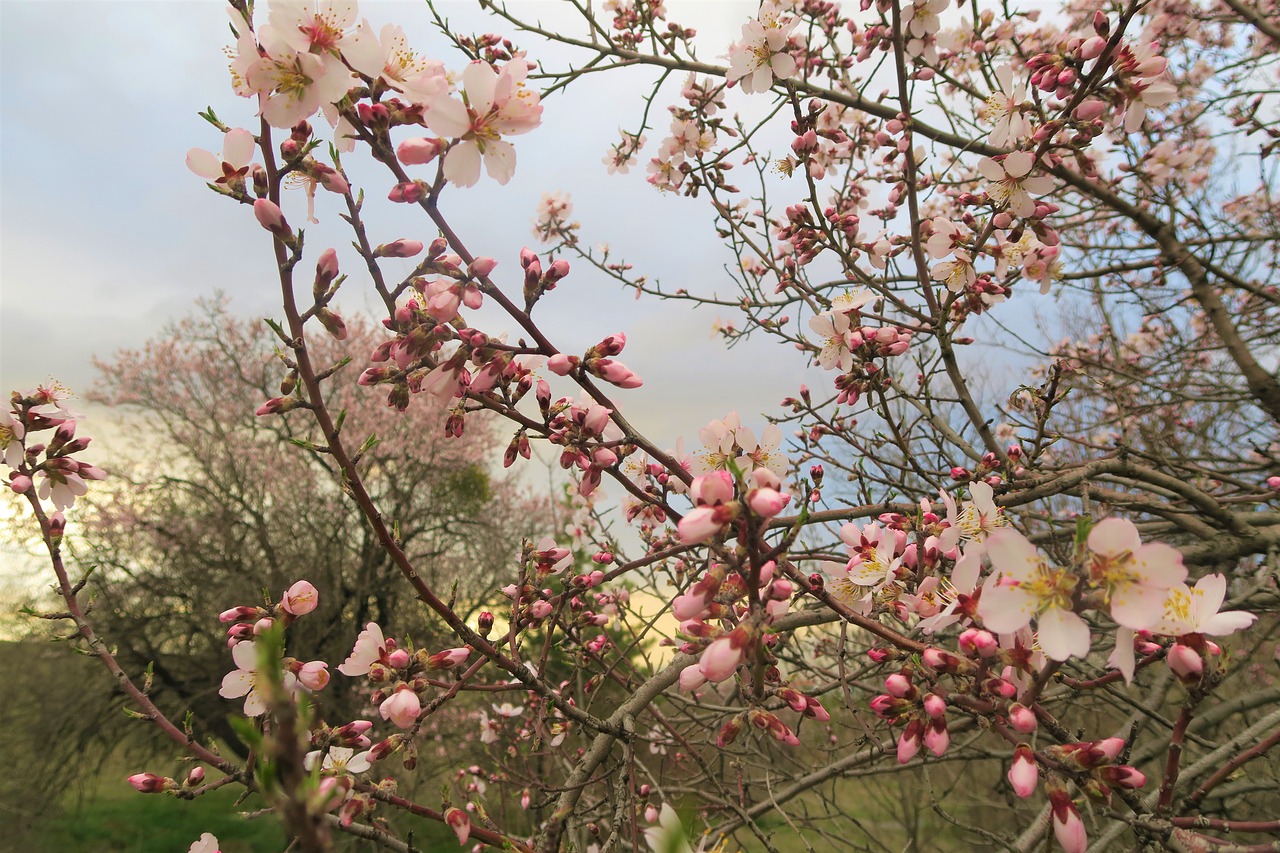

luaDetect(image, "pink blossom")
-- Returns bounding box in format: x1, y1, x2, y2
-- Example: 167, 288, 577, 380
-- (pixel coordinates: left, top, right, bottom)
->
977, 152, 1054, 219
244, 31, 355, 129
1087, 518, 1185, 631
188, 833, 220, 853
186, 128, 256, 187
304, 745, 371, 775
726, 17, 799, 94
1153, 574, 1257, 637
268, 0, 383, 77
337, 622, 387, 677
424, 60, 543, 187
978, 65, 1033, 148
978, 528, 1090, 661
219, 641, 295, 716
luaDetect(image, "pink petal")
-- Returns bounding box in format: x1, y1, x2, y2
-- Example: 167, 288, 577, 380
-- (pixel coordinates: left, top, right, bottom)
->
424, 96, 473, 138
186, 148, 222, 180
1037, 607, 1090, 661
443, 142, 482, 187
231, 640, 258, 671
1087, 517, 1141, 558
220, 670, 253, 699
222, 128, 256, 170
462, 61, 499, 114
977, 157, 1005, 182
977, 578, 1036, 634
1003, 150, 1034, 178
984, 528, 1040, 580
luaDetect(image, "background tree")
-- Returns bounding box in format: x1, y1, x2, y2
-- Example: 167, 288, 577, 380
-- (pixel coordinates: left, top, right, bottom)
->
72, 298, 546, 756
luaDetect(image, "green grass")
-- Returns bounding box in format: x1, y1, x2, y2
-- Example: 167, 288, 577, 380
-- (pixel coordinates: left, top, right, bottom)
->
22, 783, 285, 853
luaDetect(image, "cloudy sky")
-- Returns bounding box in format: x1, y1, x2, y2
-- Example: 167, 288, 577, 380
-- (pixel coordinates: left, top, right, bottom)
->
1, 0, 821, 461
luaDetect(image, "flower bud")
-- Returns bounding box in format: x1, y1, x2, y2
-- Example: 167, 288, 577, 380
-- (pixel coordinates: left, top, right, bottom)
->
127, 773, 173, 794
281, 580, 319, 616
445, 807, 471, 844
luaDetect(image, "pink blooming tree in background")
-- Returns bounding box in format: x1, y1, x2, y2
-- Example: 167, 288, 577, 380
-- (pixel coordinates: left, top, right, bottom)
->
6, 0, 1280, 851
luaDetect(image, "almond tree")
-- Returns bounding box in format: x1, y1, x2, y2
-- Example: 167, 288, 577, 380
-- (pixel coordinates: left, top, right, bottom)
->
5, 1, 1279, 851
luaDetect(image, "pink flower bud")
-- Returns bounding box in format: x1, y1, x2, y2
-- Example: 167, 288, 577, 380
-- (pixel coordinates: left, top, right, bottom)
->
9, 474, 32, 494
1099, 765, 1146, 789
1079, 36, 1107, 60
1094, 737, 1125, 762
545, 258, 570, 282
593, 358, 643, 388
922, 693, 947, 720
1073, 98, 1108, 122
281, 580, 319, 616
468, 257, 497, 278
388, 181, 424, 204
1008, 746, 1038, 797
255, 397, 302, 416
377, 239, 424, 258
924, 719, 950, 756
379, 686, 422, 729
298, 661, 330, 691
1048, 788, 1088, 853
397, 137, 442, 165
679, 664, 708, 691
699, 629, 748, 682
427, 647, 471, 670
444, 807, 471, 844
387, 648, 411, 670
253, 617, 274, 635
315, 247, 340, 288
253, 199, 290, 235
1008, 703, 1038, 733
897, 719, 922, 763
546, 353, 578, 375
186, 767, 205, 787
127, 773, 172, 794
885, 673, 914, 698
1267, 476, 1280, 491
747, 487, 791, 518
1168, 642, 1203, 681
